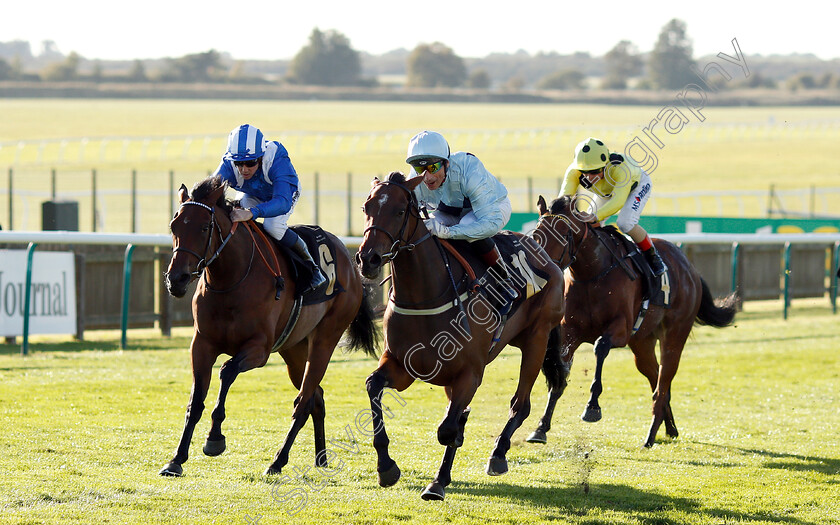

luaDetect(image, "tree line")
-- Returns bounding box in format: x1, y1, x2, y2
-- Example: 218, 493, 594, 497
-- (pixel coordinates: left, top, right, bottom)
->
2, 20, 839, 92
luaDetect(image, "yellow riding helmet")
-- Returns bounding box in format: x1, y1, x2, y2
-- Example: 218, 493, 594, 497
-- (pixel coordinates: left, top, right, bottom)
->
574, 138, 610, 171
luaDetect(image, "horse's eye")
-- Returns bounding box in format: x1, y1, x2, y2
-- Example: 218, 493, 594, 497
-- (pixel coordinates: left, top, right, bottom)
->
396, 209, 404, 217
201, 223, 210, 232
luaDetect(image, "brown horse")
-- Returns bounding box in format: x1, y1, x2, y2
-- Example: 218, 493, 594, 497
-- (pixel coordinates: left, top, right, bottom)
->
160, 175, 378, 477
355, 172, 565, 500
526, 195, 737, 447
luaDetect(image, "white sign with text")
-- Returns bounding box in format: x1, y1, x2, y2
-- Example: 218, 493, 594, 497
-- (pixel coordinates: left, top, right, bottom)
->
0, 250, 77, 336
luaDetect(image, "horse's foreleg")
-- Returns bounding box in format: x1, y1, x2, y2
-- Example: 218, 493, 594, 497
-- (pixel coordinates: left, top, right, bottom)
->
160, 345, 214, 477
366, 353, 415, 489
205, 349, 265, 457
421, 408, 471, 501
582, 335, 613, 423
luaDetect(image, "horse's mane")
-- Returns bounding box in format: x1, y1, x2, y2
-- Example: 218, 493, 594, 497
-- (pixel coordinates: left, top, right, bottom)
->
190, 175, 234, 213
386, 171, 407, 184
548, 195, 573, 215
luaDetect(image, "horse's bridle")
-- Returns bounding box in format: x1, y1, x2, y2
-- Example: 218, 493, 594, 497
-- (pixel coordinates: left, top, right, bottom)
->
362, 181, 432, 263
534, 213, 589, 270
171, 201, 248, 285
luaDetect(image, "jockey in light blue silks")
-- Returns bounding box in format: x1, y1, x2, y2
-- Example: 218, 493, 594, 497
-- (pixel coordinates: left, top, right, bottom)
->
406, 130, 518, 315
214, 124, 326, 292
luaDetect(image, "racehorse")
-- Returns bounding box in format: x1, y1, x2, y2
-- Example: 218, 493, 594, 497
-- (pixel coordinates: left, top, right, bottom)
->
160, 175, 378, 477
355, 172, 565, 500
526, 195, 737, 448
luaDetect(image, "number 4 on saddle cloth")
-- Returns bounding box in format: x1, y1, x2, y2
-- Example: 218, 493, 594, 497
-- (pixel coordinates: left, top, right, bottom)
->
437, 231, 552, 319
594, 225, 672, 331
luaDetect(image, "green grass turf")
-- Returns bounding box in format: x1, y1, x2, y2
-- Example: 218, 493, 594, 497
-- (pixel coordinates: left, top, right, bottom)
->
2, 100, 839, 233
1, 298, 838, 524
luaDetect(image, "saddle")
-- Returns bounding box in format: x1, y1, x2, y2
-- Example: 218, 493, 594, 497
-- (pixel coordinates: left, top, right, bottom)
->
597, 225, 671, 309
269, 224, 343, 306
441, 231, 551, 319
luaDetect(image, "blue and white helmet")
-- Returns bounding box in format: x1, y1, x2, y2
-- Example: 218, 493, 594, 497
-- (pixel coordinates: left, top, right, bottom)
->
224, 124, 266, 161
406, 130, 450, 166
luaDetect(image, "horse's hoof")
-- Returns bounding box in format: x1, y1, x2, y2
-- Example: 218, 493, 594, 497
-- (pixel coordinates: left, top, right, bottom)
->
486, 455, 508, 476
420, 481, 445, 501
159, 462, 183, 477
525, 430, 547, 444
203, 437, 226, 457
581, 407, 602, 422
377, 461, 401, 487
264, 464, 282, 476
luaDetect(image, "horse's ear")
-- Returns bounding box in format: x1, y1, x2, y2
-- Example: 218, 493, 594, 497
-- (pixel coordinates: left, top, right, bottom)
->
178, 184, 190, 204
371, 177, 380, 187
537, 195, 547, 215
207, 182, 227, 205
405, 175, 424, 191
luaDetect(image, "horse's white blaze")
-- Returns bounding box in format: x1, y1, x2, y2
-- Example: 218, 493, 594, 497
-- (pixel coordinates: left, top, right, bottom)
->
377, 194, 389, 211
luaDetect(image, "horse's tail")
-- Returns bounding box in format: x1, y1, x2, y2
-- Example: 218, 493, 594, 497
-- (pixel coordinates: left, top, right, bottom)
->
541, 325, 566, 392
695, 277, 738, 327
345, 285, 380, 358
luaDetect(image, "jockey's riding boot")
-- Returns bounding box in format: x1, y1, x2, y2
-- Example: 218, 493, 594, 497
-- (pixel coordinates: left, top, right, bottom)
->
292, 237, 327, 293
480, 245, 519, 316
644, 245, 667, 277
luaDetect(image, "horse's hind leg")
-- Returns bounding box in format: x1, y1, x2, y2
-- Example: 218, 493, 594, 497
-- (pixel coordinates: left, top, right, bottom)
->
160, 341, 215, 477
266, 341, 311, 475
487, 331, 547, 475
644, 339, 685, 447
311, 386, 328, 467
633, 337, 678, 440
527, 328, 574, 444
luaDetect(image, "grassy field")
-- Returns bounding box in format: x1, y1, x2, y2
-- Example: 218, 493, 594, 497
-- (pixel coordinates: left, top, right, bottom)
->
2, 100, 840, 233
2, 298, 839, 524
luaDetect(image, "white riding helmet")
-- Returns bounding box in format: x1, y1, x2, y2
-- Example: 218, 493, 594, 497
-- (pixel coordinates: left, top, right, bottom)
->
224, 124, 266, 161
406, 131, 450, 166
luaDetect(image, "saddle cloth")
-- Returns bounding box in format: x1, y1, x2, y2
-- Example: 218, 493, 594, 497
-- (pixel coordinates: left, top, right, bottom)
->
600, 225, 670, 308
266, 224, 343, 306
444, 231, 551, 318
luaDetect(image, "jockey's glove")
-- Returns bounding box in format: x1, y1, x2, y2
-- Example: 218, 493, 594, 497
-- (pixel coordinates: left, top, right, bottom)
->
424, 219, 452, 239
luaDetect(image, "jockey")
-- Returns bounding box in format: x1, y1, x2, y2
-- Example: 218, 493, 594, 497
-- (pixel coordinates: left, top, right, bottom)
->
406, 130, 518, 315
214, 124, 326, 292
559, 137, 666, 277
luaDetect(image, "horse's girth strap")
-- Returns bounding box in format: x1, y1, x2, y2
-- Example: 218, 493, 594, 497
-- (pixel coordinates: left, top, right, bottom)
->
245, 221, 282, 279
438, 239, 477, 282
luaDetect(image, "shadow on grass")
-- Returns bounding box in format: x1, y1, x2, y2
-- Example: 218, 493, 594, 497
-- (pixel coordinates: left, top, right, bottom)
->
695, 441, 840, 476
453, 480, 820, 525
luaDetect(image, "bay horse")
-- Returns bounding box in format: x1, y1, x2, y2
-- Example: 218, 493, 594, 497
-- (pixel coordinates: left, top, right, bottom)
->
527, 195, 737, 448
355, 172, 565, 500
160, 175, 378, 477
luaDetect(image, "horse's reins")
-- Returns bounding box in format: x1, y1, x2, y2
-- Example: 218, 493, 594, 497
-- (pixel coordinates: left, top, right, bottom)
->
173, 201, 239, 278
363, 181, 471, 318
173, 200, 282, 297
362, 182, 432, 263
535, 212, 588, 270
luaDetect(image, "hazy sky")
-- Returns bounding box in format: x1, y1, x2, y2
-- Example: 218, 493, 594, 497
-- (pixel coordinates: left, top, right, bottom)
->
5, 0, 838, 61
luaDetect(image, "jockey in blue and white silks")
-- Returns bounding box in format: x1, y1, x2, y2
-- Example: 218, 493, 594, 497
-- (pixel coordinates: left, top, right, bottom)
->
406, 130, 518, 314
214, 124, 326, 292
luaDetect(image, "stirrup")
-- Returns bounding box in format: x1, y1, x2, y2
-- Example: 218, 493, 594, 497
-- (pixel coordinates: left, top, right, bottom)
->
498, 281, 518, 316
305, 266, 327, 293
